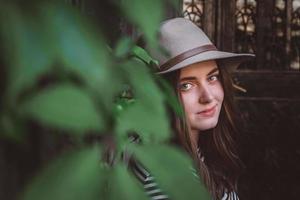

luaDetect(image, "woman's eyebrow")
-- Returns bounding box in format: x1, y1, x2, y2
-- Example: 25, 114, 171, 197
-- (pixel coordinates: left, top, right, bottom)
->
180, 67, 219, 81
179, 76, 196, 82
207, 67, 219, 76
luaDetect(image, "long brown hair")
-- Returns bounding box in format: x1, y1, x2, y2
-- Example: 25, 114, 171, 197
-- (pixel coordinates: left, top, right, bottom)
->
163, 61, 242, 199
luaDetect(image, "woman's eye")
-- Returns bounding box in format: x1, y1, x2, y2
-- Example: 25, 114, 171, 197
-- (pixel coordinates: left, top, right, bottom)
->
179, 83, 193, 91
208, 74, 219, 82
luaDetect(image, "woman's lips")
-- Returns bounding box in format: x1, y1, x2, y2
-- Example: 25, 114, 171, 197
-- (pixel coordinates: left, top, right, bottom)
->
197, 105, 217, 117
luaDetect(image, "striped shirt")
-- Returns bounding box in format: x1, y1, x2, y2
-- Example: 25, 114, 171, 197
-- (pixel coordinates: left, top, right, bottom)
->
222, 192, 239, 200
130, 160, 169, 200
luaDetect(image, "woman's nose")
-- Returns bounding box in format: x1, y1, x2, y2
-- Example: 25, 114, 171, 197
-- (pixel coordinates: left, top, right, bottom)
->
198, 85, 213, 104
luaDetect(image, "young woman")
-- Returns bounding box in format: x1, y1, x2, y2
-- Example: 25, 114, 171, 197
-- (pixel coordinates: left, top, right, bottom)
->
150, 18, 254, 199
130, 18, 253, 200
162, 60, 241, 200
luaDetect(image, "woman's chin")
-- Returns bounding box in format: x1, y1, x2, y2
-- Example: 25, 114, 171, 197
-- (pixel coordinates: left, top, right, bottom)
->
192, 120, 218, 131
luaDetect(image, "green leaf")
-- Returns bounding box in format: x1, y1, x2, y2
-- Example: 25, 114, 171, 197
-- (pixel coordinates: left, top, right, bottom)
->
119, 0, 164, 47
124, 60, 164, 113
22, 147, 105, 200
114, 37, 134, 58
157, 76, 184, 117
48, 4, 110, 83
116, 60, 170, 143
21, 83, 104, 133
132, 145, 211, 200
132, 46, 159, 66
0, 3, 54, 102
113, 97, 135, 117
107, 164, 148, 200
43, 2, 122, 111
116, 101, 169, 144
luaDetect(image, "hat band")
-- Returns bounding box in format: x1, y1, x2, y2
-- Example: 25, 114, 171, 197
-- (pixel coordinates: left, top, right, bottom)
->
159, 44, 217, 71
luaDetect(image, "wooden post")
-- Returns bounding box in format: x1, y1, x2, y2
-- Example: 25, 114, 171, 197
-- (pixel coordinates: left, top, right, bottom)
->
203, 0, 216, 42
256, 0, 274, 69
216, 0, 222, 49
216, 0, 236, 52
285, 0, 292, 69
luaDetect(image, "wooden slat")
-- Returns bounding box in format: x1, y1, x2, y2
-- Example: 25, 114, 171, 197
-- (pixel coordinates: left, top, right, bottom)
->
235, 97, 300, 102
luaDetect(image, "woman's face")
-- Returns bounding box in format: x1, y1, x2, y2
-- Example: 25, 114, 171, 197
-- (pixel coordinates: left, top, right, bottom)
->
178, 60, 224, 132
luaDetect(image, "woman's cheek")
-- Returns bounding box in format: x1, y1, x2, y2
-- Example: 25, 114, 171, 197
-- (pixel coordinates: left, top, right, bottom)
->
181, 92, 197, 116
211, 83, 224, 103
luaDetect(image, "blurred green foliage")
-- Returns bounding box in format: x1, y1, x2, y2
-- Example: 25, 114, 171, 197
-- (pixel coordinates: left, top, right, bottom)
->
23, 147, 105, 200
21, 83, 105, 133
0, 0, 210, 199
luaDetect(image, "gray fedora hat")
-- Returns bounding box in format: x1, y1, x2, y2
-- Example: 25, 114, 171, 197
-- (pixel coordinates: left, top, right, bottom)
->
155, 18, 254, 74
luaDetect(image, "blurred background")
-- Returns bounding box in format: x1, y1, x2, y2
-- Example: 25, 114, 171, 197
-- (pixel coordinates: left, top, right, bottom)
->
0, 0, 300, 199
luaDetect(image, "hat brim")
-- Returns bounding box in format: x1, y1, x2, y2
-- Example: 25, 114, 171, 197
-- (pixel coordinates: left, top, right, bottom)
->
158, 50, 255, 74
